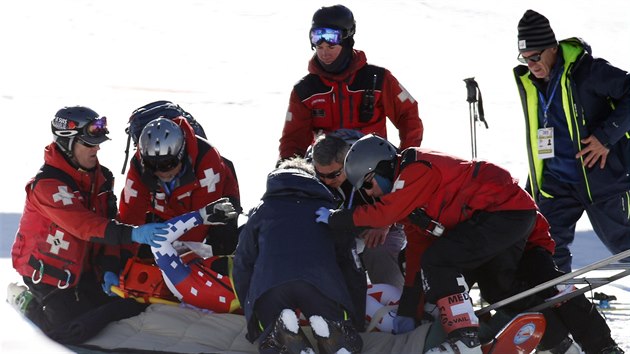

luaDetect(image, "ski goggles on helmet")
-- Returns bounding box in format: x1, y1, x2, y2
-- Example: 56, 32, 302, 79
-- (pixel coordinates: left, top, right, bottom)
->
310, 27, 344, 46
142, 155, 181, 172
79, 116, 110, 145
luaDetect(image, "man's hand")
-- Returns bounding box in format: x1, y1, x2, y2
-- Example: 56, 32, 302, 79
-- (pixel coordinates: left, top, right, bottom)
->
392, 315, 416, 334
102, 271, 120, 296
359, 227, 389, 248
315, 207, 333, 224
576, 135, 609, 169
131, 223, 168, 248
202, 197, 238, 225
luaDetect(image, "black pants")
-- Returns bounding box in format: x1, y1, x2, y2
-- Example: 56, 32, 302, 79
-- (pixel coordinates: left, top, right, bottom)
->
513, 247, 615, 353
421, 210, 535, 303
254, 281, 347, 331
537, 173, 630, 273
23, 272, 147, 344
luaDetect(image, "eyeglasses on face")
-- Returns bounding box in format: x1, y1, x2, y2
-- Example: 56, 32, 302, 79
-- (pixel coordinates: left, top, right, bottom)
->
310, 27, 344, 46
517, 49, 546, 64
142, 156, 181, 172
315, 167, 343, 180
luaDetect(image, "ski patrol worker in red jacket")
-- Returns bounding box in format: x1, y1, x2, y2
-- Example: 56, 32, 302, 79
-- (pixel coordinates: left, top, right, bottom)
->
316, 134, 621, 354
11, 106, 168, 339
278, 4, 423, 161
119, 117, 241, 256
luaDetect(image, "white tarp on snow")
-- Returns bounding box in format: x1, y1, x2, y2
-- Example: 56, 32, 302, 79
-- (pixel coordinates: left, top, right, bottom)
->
81, 304, 430, 354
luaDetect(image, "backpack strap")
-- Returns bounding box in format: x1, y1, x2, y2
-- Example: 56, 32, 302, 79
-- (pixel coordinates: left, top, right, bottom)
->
32, 164, 79, 192
399, 148, 431, 172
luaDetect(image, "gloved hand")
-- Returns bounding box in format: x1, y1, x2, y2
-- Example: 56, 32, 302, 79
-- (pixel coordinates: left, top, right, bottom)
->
392, 315, 416, 334
102, 271, 120, 296
202, 197, 238, 225
315, 207, 333, 224
131, 222, 168, 248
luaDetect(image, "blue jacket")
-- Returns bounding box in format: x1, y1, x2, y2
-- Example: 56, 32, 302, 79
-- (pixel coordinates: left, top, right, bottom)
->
514, 37, 630, 203
233, 168, 355, 341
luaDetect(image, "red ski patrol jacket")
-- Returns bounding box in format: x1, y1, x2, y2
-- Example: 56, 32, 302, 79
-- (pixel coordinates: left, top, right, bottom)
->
12, 144, 129, 289
279, 50, 423, 160
347, 148, 556, 288
119, 118, 240, 243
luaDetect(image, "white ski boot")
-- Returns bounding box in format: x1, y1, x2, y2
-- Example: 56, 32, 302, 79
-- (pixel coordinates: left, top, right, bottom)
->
6, 283, 34, 314
424, 291, 481, 354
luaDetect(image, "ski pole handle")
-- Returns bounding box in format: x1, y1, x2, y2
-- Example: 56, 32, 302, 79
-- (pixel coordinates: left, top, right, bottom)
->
464, 77, 478, 104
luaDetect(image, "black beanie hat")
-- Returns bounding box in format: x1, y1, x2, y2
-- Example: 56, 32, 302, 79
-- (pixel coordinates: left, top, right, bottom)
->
518, 9, 557, 52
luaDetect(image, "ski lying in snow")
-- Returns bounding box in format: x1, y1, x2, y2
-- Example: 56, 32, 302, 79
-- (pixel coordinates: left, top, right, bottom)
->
477, 248, 630, 316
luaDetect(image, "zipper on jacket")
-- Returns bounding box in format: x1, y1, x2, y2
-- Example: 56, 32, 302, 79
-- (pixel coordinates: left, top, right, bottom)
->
336, 82, 344, 129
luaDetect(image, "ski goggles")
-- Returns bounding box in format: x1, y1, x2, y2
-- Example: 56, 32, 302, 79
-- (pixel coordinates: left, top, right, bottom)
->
79, 117, 110, 146
315, 167, 343, 180
86, 117, 109, 137
310, 27, 344, 46
142, 155, 181, 172
360, 172, 375, 190
517, 49, 546, 64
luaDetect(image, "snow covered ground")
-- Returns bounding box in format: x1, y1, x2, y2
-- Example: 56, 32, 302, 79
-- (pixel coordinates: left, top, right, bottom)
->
1, 0, 629, 352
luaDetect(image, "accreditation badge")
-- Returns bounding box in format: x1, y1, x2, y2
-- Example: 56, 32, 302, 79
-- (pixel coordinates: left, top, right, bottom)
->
537, 127, 554, 159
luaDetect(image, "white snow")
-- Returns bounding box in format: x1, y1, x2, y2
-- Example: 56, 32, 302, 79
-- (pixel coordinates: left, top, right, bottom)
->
1, 0, 629, 352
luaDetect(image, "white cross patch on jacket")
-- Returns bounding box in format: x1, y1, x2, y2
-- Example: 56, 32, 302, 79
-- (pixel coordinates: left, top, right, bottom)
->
391, 179, 405, 193
397, 84, 416, 104
52, 186, 75, 205
200, 168, 220, 193
123, 179, 138, 204
47, 230, 70, 254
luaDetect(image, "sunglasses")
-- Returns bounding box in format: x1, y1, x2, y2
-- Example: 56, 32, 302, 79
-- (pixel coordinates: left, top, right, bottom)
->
85, 117, 109, 138
310, 27, 344, 46
143, 156, 181, 172
315, 167, 343, 180
517, 49, 546, 64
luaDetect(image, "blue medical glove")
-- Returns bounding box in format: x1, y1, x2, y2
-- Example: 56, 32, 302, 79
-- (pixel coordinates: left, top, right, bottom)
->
131, 223, 169, 248
392, 315, 416, 334
102, 271, 120, 296
315, 207, 332, 224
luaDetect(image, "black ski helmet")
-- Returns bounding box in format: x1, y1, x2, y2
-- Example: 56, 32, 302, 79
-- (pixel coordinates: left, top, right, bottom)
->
344, 134, 397, 189
51, 106, 110, 156
311, 5, 356, 43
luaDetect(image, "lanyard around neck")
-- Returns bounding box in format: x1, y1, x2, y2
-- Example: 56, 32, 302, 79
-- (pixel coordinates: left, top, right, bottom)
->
538, 74, 562, 126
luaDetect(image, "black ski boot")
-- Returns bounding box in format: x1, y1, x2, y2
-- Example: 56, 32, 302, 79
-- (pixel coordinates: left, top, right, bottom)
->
259, 309, 315, 354
308, 315, 362, 354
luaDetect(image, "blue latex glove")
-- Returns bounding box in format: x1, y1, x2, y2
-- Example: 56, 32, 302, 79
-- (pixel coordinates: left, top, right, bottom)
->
315, 207, 332, 224
102, 271, 120, 296
392, 315, 416, 334
131, 223, 169, 248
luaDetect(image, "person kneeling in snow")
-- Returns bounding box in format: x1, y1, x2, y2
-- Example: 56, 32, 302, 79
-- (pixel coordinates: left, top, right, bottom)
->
233, 157, 363, 354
